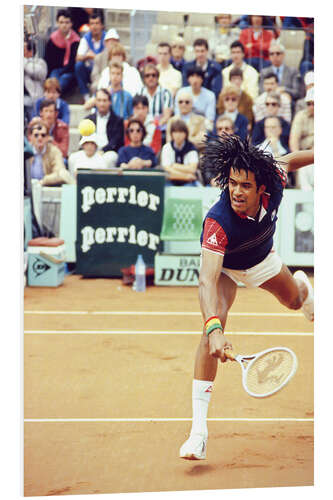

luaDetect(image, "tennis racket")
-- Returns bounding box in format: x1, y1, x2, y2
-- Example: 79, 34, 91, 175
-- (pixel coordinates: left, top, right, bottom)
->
225, 347, 298, 398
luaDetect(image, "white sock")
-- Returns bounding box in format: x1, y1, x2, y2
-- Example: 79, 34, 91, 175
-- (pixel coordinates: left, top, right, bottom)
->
190, 379, 213, 437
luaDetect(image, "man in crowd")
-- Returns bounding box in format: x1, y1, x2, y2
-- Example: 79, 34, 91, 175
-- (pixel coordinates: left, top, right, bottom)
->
156, 42, 182, 97
44, 9, 80, 93
183, 38, 222, 99
24, 37, 48, 122
117, 119, 157, 170
75, 11, 106, 102
90, 28, 120, 95
175, 67, 216, 132
222, 41, 259, 101
209, 14, 240, 67
139, 63, 173, 131
130, 95, 161, 155
251, 92, 290, 151
289, 87, 314, 153
217, 85, 248, 141
259, 41, 301, 103
170, 36, 186, 74
85, 88, 124, 168
167, 90, 207, 151
34, 77, 70, 125
217, 67, 254, 128
253, 72, 292, 123
30, 99, 69, 159
27, 121, 74, 186
258, 116, 288, 158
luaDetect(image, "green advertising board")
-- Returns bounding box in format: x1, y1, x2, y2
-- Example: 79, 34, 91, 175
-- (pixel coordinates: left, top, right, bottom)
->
76, 170, 165, 277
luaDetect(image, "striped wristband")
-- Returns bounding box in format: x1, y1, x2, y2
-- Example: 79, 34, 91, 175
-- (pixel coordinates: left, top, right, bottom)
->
205, 316, 223, 336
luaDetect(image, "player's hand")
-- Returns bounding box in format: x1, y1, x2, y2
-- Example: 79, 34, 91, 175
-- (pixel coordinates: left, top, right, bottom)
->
208, 330, 233, 363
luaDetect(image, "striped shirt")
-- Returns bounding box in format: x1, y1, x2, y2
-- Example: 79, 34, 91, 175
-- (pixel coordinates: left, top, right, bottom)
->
139, 85, 173, 119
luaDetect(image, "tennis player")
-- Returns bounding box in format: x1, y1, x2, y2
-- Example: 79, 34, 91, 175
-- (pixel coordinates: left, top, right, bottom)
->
180, 134, 314, 460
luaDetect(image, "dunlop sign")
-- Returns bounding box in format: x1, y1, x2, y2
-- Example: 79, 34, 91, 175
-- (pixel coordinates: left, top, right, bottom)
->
154, 254, 201, 286
76, 170, 165, 277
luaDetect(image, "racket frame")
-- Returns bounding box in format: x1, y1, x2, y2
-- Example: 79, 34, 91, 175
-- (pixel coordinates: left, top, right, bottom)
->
228, 347, 298, 398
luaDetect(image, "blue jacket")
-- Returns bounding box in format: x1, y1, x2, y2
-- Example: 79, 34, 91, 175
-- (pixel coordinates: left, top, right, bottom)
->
116, 145, 157, 167
182, 59, 222, 99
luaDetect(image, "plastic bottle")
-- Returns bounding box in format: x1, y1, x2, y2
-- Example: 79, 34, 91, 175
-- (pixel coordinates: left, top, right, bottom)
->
134, 254, 146, 292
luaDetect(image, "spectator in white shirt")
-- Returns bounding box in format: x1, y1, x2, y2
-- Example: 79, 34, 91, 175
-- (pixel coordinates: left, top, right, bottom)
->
253, 71, 292, 123
68, 133, 107, 176
222, 40, 259, 100
156, 42, 182, 97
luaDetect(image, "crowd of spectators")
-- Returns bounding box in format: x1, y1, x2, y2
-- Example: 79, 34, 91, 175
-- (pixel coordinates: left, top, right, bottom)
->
24, 8, 314, 190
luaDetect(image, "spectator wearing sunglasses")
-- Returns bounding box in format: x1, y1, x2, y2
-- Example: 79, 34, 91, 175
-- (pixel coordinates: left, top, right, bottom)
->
251, 92, 290, 151
167, 90, 207, 150
117, 119, 157, 170
253, 72, 292, 123
26, 122, 74, 186
139, 63, 173, 130
217, 67, 254, 129
259, 42, 301, 102
170, 36, 186, 74
217, 85, 248, 141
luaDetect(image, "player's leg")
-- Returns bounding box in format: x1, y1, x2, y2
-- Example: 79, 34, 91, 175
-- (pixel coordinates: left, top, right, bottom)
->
180, 273, 237, 460
260, 263, 314, 321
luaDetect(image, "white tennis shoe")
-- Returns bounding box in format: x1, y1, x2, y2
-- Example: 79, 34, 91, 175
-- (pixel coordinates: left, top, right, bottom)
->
293, 270, 314, 322
179, 433, 207, 460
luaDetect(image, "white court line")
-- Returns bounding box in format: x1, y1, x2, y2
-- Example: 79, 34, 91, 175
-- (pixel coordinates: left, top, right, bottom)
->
24, 310, 303, 317
24, 417, 313, 423
24, 330, 313, 336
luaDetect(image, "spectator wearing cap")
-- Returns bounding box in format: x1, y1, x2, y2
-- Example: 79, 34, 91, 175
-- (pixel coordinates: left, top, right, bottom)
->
44, 9, 80, 93
34, 77, 70, 125
175, 66, 216, 131
75, 11, 106, 102
117, 119, 157, 170
167, 90, 207, 150
160, 119, 200, 186
253, 72, 292, 123
24, 37, 48, 120
239, 15, 275, 72
27, 121, 74, 186
156, 42, 182, 97
68, 133, 107, 177
84, 61, 133, 120
170, 37, 186, 74
97, 43, 142, 97
139, 63, 173, 130
295, 71, 314, 114
251, 92, 290, 151
259, 41, 301, 102
182, 38, 222, 99
30, 99, 69, 159
222, 41, 259, 100
90, 28, 120, 94
85, 88, 124, 168
217, 67, 254, 128
289, 87, 314, 153
217, 85, 248, 141
209, 14, 240, 68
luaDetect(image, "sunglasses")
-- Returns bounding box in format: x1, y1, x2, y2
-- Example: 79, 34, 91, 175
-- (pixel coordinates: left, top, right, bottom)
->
32, 132, 47, 138
144, 73, 158, 78
178, 100, 190, 104
306, 101, 314, 106
224, 97, 237, 102
128, 127, 142, 133
266, 102, 279, 107
269, 51, 282, 56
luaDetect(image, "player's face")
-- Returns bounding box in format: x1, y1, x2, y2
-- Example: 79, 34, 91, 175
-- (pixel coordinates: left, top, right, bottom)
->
228, 168, 266, 217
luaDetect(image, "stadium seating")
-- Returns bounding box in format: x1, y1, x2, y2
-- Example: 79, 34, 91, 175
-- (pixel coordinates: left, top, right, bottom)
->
151, 24, 183, 43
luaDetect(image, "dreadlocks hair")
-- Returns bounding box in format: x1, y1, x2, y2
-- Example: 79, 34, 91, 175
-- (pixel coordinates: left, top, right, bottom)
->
200, 133, 286, 194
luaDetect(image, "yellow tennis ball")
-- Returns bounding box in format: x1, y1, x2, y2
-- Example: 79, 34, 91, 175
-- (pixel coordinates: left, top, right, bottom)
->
78, 119, 96, 136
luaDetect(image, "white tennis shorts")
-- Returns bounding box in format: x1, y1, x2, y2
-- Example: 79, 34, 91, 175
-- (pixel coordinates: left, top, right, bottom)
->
222, 249, 283, 288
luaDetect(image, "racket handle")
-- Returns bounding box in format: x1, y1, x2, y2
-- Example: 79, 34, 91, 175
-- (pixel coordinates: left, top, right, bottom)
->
224, 348, 236, 361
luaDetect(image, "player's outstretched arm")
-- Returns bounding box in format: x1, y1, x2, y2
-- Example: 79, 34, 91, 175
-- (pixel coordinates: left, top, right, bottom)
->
199, 249, 232, 361
277, 149, 314, 172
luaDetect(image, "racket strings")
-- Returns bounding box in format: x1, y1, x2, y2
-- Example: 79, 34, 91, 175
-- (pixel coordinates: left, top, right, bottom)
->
245, 350, 295, 396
